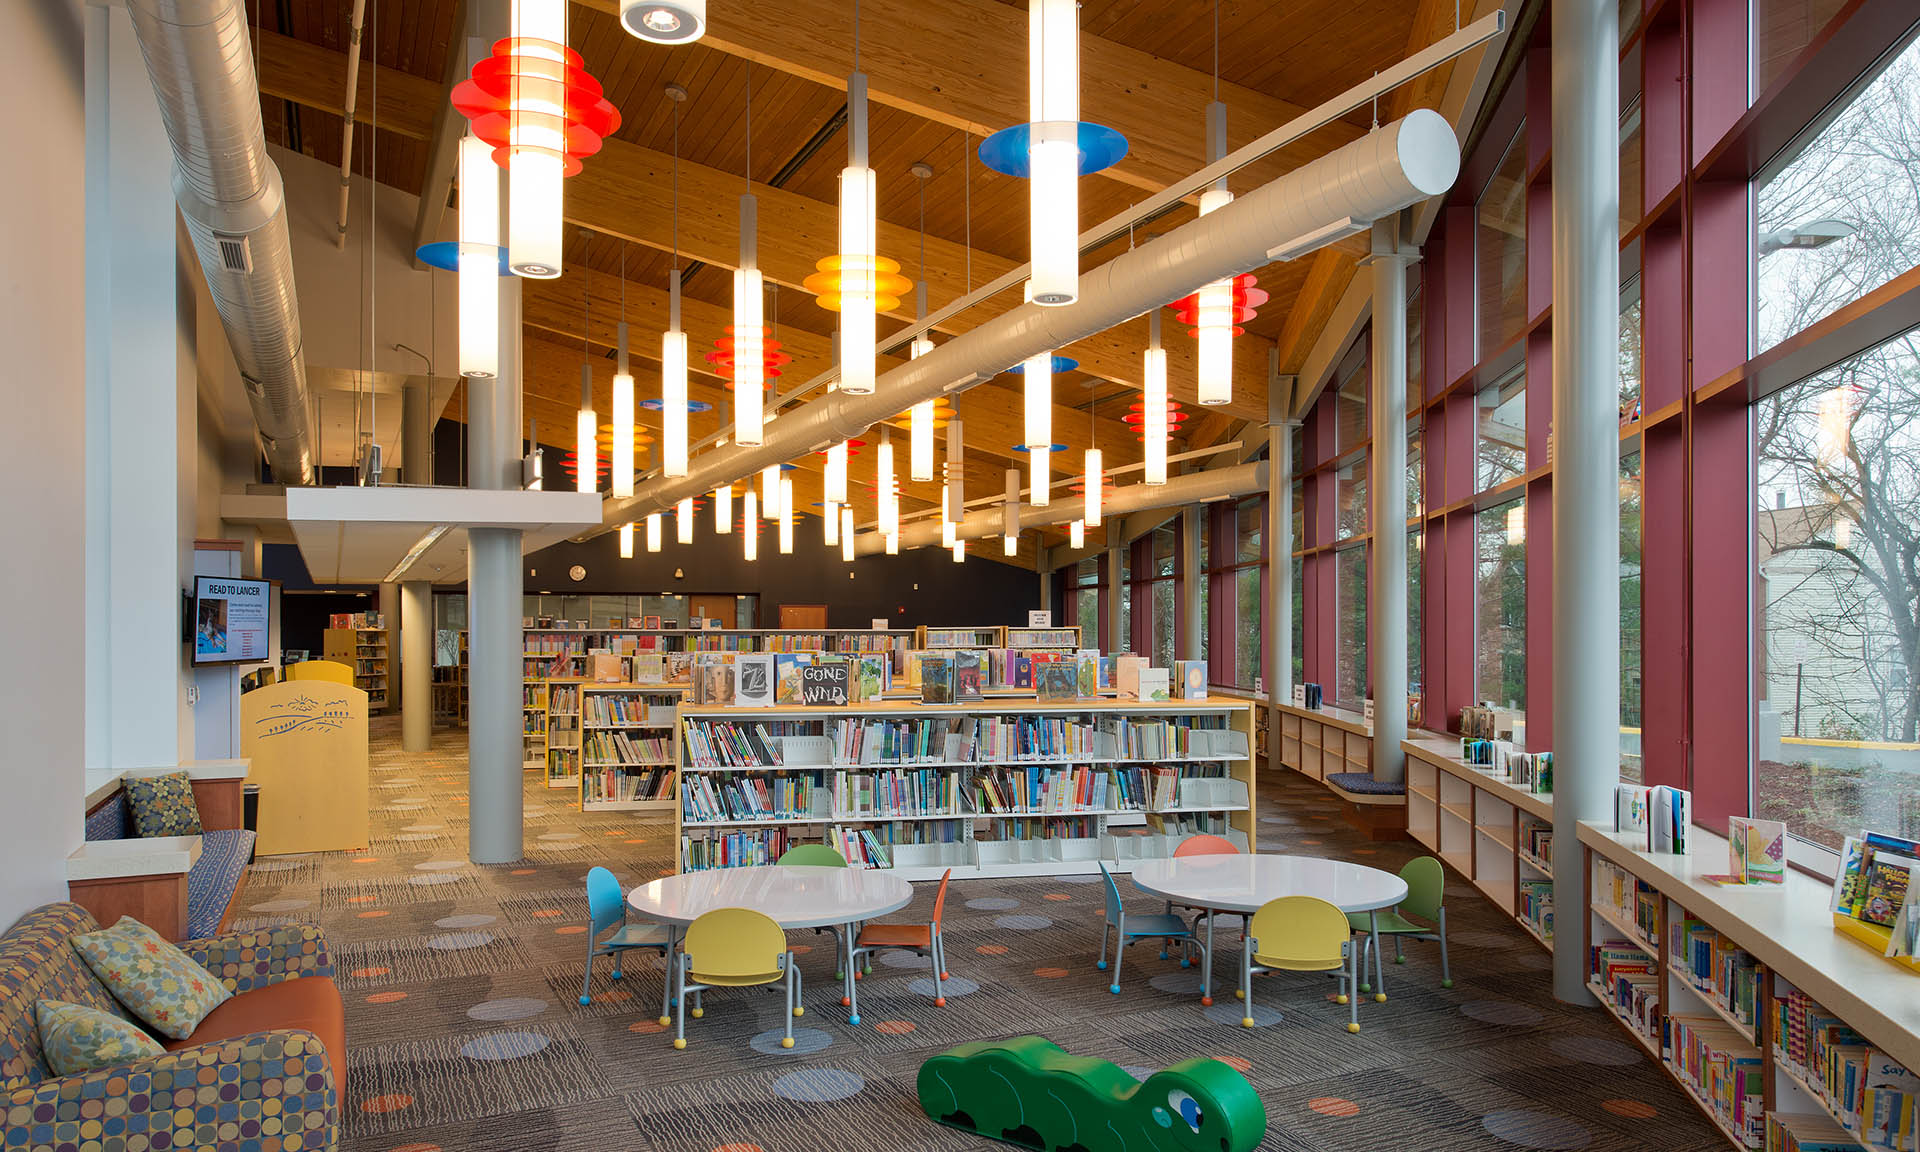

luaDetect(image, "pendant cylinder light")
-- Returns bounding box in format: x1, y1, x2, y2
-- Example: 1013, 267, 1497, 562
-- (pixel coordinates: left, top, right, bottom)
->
886, 531, 899, 555
826, 440, 849, 505
619, 521, 634, 558
744, 489, 759, 560
646, 512, 662, 552
676, 496, 694, 543
909, 335, 936, 481
715, 484, 733, 533
507, 0, 566, 277
1030, 446, 1050, 508
841, 506, 855, 561
838, 73, 878, 396
940, 488, 956, 548
778, 475, 795, 554
1003, 466, 1021, 557
1194, 101, 1235, 406
1028, 0, 1080, 305
1070, 518, 1084, 548
612, 323, 635, 497
1004, 533, 1019, 556
824, 501, 840, 546
1145, 310, 1169, 485
878, 432, 898, 538
575, 365, 597, 494
733, 195, 765, 446
662, 272, 689, 477
1024, 351, 1052, 507
946, 418, 965, 519
1084, 447, 1103, 525
761, 465, 779, 517
457, 134, 498, 379
952, 539, 965, 562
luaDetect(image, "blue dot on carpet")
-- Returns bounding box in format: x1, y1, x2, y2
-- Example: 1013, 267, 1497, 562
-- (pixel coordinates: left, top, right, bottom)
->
1461, 1000, 1545, 1027
467, 997, 547, 1021
994, 914, 1053, 931
908, 975, 980, 998
1549, 1034, 1641, 1066
751, 1027, 833, 1055
966, 897, 1020, 911
771, 1067, 865, 1102
1206, 1002, 1283, 1028
1481, 1109, 1592, 1149
408, 873, 462, 886
414, 860, 465, 871
427, 932, 494, 950
878, 950, 926, 969
460, 1031, 551, 1061
435, 913, 497, 929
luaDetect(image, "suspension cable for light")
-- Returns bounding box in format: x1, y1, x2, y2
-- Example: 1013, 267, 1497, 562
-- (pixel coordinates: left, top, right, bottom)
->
1145, 310, 1169, 484
661, 87, 689, 477
450, 0, 619, 278
715, 484, 733, 533
645, 511, 662, 552
456, 134, 499, 379
1084, 382, 1102, 527
779, 474, 795, 554
743, 488, 759, 560
676, 496, 694, 543
841, 506, 855, 562
979, 0, 1126, 307
619, 521, 634, 558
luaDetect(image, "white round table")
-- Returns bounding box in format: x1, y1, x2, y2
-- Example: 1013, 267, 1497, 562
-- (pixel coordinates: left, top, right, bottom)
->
1129, 854, 1409, 1005
628, 865, 914, 1025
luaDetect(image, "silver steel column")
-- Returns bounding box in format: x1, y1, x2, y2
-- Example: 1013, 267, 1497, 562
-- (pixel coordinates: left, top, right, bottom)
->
1367, 220, 1413, 784
400, 580, 432, 752
1179, 504, 1203, 662
1550, 0, 1620, 1004
1269, 408, 1295, 710
403, 378, 433, 485
1105, 523, 1126, 654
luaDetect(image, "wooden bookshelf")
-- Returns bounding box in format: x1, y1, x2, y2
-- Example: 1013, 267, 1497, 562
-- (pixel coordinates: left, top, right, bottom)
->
579, 684, 683, 814
674, 697, 1255, 880
323, 627, 389, 712
916, 625, 1007, 649
1004, 625, 1082, 650
432, 630, 467, 726
1273, 701, 1407, 839
1404, 736, 1555, 949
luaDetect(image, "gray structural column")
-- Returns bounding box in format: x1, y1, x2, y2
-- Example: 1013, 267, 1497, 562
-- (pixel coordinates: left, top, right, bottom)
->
1366, 220, 1414, 784
464, 0, 524, 865
1179, 505, 1203, 662
1269, 403, 1295, 709
1105, 523, 1126, 654
403, 378, 434, 485
400, 581, 432, 753
1550, 0, 1621, 1004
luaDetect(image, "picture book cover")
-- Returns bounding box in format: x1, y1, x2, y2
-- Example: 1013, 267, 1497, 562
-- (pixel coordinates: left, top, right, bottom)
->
1115, 656, 1148, 698
921, 655, 955, 704
774, 653, 809, 705
630, 653, 667, 684
643, 615, 664, 630
666, 651, 696, 684
1613, 785, 1651, 847
1012, 654, 1034, 689
694, 655, 735, 706
1075, 650, 1099, 697
1176, 660, 1208, 699
954, 650, 985, 701
1035, 662, 1078, 701
1098, 654, 1118, 690
1136, 668, 1171, 702
855, 654, 890, 701
1651, 785, 1691, 854
1729, 816, 1787, 884
1859, 852, 1916, 927
1888, 886, 1920, 959
735, 653, 775, 707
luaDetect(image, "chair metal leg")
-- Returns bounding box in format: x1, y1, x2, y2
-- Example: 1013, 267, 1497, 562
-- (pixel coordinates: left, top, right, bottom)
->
1109, 915, 1125, 994
580, 942, 596, 1006
1201, 911, 1216, 1005
936, 928, 950, 979
1438, 907, 1454, 987
1097, 920, 1111, 971
658, 929, 678, 1026
1240, 940, 1256, 1028
843, 927, 863, 1026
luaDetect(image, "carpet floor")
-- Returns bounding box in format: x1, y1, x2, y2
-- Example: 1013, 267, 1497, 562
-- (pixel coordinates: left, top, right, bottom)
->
229, 717, 1730, 1152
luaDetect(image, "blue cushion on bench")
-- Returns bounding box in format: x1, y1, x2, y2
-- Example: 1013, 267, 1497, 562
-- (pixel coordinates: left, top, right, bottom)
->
84, 795, 131, 843
185, 829, 255, 940
1327, 771, 1406, 796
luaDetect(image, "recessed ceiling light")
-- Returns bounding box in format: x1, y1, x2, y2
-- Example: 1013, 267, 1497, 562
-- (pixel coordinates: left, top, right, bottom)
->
621, 0, 705, 42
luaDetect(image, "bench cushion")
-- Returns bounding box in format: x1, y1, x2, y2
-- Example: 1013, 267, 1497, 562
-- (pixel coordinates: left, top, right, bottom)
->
1327, 771, 1407, 796
84, 794, 131, 842
162, 975, 345, 1084
186, 829, 255, 940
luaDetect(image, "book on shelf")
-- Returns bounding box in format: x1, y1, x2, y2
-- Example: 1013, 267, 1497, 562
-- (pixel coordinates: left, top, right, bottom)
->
735, 653, 775, 707
1724, 816, 1787, 885
1764, 1111, 1869, 1152
1302, 682, 1323, 710
1113, 656, 1147, 698
681, 827, 794, 871
1614, 785, 1651, 847
1175, 660, 1207, 699
692, 653, 737, 705
854, 654, 891, 701
1859, 852, 1916, 928
588, 653, 624, 683
921, 655, 955, 704
1010, 653, 1033, 689
682, 773, 821, 822
1135, 668, 1171, 702
774, 654, 808, 704
1651, 785, 1692, 853
1670, 919, 1761, 1029
953, 650, 984, 701
585, 766, 673, 803
666, 651, 696, 683
1035, 662, 1078, 701
1074, 650, 1099, 697
1667, 1014, 1765, 1146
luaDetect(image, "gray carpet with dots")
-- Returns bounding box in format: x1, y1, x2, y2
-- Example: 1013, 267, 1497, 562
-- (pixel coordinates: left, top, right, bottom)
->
228, 718, 1730, 1152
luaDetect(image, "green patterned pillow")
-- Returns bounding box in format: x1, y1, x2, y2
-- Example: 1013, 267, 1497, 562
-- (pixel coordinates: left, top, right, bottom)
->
34, 999, 163, 1076
70, 917, 230, 1040
124, 771, 202, 837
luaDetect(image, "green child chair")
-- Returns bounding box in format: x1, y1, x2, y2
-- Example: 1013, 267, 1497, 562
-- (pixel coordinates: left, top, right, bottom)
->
1346, 855, 1452, 1002
672, 906, 803, 1051
1097, 864, 1211, 1002
580, 866, 671, 1008
845, 868, 954, 1018
777, 842, 856, 977
1241, 895, 1362, 1033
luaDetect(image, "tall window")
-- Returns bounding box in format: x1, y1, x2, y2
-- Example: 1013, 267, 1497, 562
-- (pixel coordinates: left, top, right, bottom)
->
1755, 330, 1920, 849
1478, 366, 1528, 490
1129, 522, 1180, 670
1409, 529, 1425, 728
1290, 555, 1304, 688
1620, 285, 1643, 424
1621, 450, 1644, 781
1069, 557, 1100, 644
1476, 496, 1528, 720
1336, 456, 1369, 540
1478, 125, 1529, 355
1209, 496, 1266, 690
1334, 343, 1369, 452
1334, 545, 1368, 709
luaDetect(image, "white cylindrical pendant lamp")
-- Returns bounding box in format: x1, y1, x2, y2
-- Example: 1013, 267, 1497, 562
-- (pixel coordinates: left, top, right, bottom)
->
744, 489, 759, 560
676, 496, 694, 543
909, 334, 936, 481
1145, 310, 1169, 485
1194, 187, 1236, 406
506, 0, 566, 278
1027, 0, 1080, 305
779, 475, 795, 554
612, 325, 635, 498
761, 465, 779, 517
575, 365, 597, 494
733, 195, 765, 446
662, 271, 689, 477
841, 507, 855, 561
457, 134, 498, 379
1084, 447, 1103, 525
619, 521, 634, 558
715, 484, 733, 533
826, 440, 849, 505
645, 512, 662, 552
824, 501, 841, 546
1070, 518, 1084, 548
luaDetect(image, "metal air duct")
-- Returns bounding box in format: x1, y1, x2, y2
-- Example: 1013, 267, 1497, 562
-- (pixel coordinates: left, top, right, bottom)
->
593, 109, 1458, 536
126, 0, 315, 484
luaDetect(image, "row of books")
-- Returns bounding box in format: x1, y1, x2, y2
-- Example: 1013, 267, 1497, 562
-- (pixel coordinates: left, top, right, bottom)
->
830, 769, 965, 818
681, 720, 814, 767
1774, 989, 1920, 1150
328, 612, 383, 629
583, 694, 676, 727
682, 775, 818, 822
1833, 831, 1920, 951
1591, 938, 1661, 1044
832, 825, 895, 868
681, 827, 796, 871
1669, 920, 1761, 1031
1668, 1013, 1765, 1147
1767, 1111, 1872, 1152
1593, 857, 1661, 944
1518, 878, 1553, 942
1460, 703, 1517, 741
583, 731, 671, 765
1613, 784, 1694, 854
584, 767, 673, 803
690, 651, 893, 707
1521, 821, 1553, 867
525, 636, 590, 657
548, 684, 580, 714
546, 747, 580, 775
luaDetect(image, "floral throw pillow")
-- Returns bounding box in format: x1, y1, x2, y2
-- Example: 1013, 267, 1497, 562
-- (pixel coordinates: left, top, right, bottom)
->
124, 771, 202, 838
70, 917, 230, 1040
34, 999, 162, 1076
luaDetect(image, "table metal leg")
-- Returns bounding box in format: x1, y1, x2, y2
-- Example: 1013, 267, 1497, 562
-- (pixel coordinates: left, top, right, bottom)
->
1202, 908, 1216, 1005
1369, 910, 1387, 1002
658, 926, 679, 1026
841, 922, 862, 1026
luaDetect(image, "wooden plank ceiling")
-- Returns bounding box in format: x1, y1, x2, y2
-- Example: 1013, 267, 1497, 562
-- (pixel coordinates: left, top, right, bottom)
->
250, 0, 1487, 562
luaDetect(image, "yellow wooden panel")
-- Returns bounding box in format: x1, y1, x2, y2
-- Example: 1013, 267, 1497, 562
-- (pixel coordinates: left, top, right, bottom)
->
284, 660, 353, 686
242, 680, 370, 856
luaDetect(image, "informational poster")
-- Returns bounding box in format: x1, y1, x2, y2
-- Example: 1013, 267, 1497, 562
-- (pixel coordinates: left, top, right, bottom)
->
1027, 610, 1053, 627
194, 576, 271, 664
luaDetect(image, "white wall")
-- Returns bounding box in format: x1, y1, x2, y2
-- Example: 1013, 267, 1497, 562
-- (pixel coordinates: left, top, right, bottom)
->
0, 0, 88, 928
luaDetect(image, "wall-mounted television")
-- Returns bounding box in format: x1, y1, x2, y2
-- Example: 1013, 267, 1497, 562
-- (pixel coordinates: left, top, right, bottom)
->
192, 575, 272, 665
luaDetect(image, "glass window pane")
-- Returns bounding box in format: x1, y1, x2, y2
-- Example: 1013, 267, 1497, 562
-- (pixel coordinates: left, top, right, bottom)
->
1076, 586, 1099, 640
1290, 481, 1305, 550
1152, 578, 1176, 668
1236, 496, 1263, 563
1620, 290, 1643, 424
1235, 567, 1261, 689
1757, 33, 1920, 352
1478, 366, 1528, 491
1153, 523, 1177, 576
1336, 455, 1369, 540
1407, 422, 1425, 520
1476, 496, 1528, 720
1409, 529, 1425, 729
1621, 450, 1644, 783
1478, 126, 1529, 355
1755, 329, 1920, 850
1290, 556, 1304, 687
1620, 99, 1643, 232
1755, 0, 1852, 93
1335, 546, 1368, 709
1335, 345, 1369, 452
1408, 270, 1426, 399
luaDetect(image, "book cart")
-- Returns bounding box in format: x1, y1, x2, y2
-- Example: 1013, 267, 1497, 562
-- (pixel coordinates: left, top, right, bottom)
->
1580, 821, 1920, 1152
674, 697, 1255, 881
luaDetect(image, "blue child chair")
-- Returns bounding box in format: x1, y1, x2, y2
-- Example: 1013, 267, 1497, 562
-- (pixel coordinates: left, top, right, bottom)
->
581, 866, 672, 1007
1097, 864, 1211, 1002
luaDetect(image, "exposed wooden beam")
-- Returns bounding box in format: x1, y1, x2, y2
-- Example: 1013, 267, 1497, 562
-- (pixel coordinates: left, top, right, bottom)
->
254, 29, 439, 140
1273, 248, 1361, 375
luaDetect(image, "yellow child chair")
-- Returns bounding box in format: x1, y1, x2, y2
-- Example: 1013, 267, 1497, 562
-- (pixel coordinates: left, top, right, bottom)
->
1346, 854, 1452, 1002
1240, 895, 1363, 1033
672, 907, 803, 1051
844, 868, 953, 1020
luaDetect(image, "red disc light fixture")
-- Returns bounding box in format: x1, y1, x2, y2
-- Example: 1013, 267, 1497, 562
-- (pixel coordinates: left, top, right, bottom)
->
704, 326, 792, 385
1124, 398, 1189, 441
450, 0, 620, 279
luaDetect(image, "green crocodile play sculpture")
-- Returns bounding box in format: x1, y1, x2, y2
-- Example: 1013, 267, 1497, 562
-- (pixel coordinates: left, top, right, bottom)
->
917, 1036, 1266, 1152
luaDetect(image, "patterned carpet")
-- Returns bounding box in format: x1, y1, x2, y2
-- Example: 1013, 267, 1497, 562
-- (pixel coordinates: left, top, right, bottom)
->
229, 717, 1731, 1152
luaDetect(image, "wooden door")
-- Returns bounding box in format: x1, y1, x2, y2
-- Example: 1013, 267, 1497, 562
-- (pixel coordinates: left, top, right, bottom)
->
690, 596, 737, 629
778, 603, 829, 629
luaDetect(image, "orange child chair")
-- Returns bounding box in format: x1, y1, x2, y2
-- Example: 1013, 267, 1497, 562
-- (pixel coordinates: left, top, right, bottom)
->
843, 869, 953, 1022
1167, 833, 1244, 930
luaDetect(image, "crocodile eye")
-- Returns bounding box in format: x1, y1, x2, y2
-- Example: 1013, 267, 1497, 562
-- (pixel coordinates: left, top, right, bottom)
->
1167, 1089, 1204, 1133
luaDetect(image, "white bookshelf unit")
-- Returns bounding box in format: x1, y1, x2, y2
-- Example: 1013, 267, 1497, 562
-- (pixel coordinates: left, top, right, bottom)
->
1404, 736, 1556, 949
1580, 821, 1920, 1152
579, 684, 683, 814
674, 698, 1255, 881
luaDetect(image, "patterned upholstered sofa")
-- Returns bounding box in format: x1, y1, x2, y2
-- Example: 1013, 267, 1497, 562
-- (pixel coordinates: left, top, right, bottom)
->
79, 783, 254, 941
0, 903, 341, 1151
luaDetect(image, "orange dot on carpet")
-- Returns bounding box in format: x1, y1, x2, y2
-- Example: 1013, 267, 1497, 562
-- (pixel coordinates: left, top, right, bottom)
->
629, 1020, 667, 1034
1300, 839, 1323, 846
600, 988, 632, 1003
1603, 1099, 1657, 1119
1042, 894, 1071, 902
352, 857, 377, 864
711, 1145, 765, 1152
555, 925, 586, 935
1308, 1097, 1360, 1118
346, 896, 376, 905
531, 910, 562, 919
623, 838, 647, 845
789, 944, 813, 954
510, 869, 536, 876
605, 830, 622, 837
360, 1094, 412, 1114
874, 1020, 915, 1035
977, 944, 1009, 955
392, 1144, 442, 1152
365, 991, 408, 1004
1033, 967, 1069, 979
1216, 1055, 1252, 1073
351, 967, 390, 979
1353, 847, 1378, 855
356, 910, 390, 919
